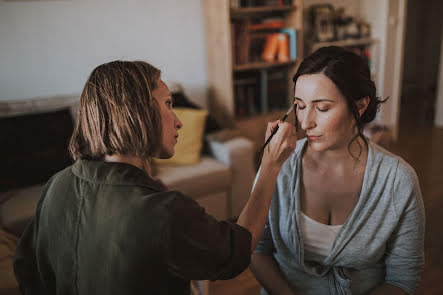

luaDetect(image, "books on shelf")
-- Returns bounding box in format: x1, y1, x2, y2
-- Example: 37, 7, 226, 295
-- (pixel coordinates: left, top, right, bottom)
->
280, 28, 297, 60
234, 74, 259, 117
267, 69, 289, 110
262, 33, 289, 62
231, 19, 297, 66
233, 68, 289, 117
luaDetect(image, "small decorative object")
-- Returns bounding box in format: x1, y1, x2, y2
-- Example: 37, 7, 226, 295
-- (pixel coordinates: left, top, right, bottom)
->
310, 4, 335, 42
359, 20, 371, 38
333, 7, 348, 40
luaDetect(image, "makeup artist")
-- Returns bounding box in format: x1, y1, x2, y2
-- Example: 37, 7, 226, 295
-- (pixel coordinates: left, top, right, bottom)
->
251, 46, 425, 295
13, 60, 297, 294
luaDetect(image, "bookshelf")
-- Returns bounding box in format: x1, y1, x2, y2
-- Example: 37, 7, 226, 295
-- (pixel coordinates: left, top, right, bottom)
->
202, 0, 304, 127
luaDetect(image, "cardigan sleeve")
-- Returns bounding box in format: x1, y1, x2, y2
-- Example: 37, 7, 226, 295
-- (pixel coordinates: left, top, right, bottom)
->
165, 192, 252, 281
384, 161, 425, 294
253, 219, 275, 255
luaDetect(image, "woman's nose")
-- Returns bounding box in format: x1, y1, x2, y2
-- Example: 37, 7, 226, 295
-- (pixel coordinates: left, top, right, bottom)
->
300, 109, 317, 130
175, 114, 183, 130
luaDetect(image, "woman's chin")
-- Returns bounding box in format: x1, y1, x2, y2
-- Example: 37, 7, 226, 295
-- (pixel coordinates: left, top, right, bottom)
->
156, 149, 175, 159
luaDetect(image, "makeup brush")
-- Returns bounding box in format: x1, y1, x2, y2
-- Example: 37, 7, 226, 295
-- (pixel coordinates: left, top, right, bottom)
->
258, 103, 296, 154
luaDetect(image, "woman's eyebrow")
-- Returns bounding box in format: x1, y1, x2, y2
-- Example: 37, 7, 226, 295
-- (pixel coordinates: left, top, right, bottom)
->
294, 97, 335, 103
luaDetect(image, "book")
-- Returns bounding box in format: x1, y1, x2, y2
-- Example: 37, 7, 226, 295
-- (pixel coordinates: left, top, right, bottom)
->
276, 33, 289, 62
232, 20, 251, 65
280, 28, 297, 60
262, 34, 279, 62
261, 33, 289, 62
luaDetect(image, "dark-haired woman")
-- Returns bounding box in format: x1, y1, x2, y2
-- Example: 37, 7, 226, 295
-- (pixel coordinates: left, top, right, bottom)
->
250, 46, 425, 295
13, 60, 297, 294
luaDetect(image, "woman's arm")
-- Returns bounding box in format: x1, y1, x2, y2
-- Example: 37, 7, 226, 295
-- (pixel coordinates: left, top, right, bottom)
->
250, 253, 294, 295
165, 121, 297, 281
381, 162, 425, 294
237, 121, 297, 250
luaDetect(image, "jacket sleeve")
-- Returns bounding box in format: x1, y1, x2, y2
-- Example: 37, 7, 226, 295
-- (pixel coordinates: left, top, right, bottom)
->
165, 192, 252, 281
384, 162, 425, 294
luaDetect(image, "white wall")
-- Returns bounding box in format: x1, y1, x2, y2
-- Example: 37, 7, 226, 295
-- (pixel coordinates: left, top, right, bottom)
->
0, 0, 208, 107
359, 0, 388, 122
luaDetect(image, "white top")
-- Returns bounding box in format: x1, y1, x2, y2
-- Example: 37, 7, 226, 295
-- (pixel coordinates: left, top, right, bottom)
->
300, 212, 343, 261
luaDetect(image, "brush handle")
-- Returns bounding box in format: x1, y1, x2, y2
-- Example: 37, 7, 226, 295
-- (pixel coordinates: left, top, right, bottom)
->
258, 113, 288, 154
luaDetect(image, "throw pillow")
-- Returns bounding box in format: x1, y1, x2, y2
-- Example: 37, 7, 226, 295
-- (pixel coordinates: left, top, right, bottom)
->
155, 108, 208, 165
172, 91, 221, 154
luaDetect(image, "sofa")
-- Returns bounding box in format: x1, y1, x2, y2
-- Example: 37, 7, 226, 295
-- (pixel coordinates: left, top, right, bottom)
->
0, 91, 255, 294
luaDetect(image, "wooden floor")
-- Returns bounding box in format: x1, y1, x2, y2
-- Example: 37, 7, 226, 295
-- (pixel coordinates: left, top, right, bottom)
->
209, 94, 443, 294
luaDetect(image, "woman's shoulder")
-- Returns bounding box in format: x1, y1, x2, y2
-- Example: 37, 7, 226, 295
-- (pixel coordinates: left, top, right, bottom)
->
368, 140, 421, 208
369, 140, 417, 178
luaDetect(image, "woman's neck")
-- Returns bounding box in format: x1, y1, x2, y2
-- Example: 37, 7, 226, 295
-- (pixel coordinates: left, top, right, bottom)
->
305, 136, 368, 172
104, 154, 152, 177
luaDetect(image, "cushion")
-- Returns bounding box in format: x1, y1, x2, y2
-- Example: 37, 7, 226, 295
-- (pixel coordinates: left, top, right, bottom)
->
172, 91, 221, 154
0, 227, 19, 294
155, 108, 208, 165
154, 156, 230, 199
0, 185, 43, 236
172, 92, 220, 135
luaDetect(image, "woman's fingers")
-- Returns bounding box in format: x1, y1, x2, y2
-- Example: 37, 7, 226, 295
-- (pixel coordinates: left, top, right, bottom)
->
263, 121, 297, 167
265, 120, 280, 140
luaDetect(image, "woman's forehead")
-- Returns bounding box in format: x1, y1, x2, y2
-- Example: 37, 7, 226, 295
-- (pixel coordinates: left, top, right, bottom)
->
154, 79, 172, 99
295, 74, 343, 102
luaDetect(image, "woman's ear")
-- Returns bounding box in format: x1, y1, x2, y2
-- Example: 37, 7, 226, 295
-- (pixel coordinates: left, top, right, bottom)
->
357, 96, 370, 117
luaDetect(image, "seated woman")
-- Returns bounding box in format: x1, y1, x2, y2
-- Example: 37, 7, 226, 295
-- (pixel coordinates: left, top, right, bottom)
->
250, 46, 425, 295
13, 60, 298, 294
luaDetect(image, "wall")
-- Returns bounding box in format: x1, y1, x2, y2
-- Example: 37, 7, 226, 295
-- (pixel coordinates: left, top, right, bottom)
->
0, 0, 208, 107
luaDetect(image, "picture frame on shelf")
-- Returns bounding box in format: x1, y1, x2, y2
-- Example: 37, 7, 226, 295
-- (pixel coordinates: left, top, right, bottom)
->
310, 4, 335, 42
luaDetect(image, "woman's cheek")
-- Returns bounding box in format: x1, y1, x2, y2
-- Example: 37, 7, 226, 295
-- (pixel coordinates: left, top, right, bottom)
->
320, 111, 343, 131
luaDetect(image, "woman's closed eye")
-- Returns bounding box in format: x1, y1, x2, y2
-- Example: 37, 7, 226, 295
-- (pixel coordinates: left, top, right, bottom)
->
316, 106, 330, 112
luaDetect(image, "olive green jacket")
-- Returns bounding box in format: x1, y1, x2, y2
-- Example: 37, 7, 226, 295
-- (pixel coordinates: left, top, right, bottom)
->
14, 159, 251, 294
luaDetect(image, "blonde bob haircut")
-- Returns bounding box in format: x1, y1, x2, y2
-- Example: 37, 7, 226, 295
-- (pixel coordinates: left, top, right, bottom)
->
69, 60, 162, 160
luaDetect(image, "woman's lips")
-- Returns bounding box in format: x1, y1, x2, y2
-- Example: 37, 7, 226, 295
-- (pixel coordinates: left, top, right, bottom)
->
307, 135, 321, 142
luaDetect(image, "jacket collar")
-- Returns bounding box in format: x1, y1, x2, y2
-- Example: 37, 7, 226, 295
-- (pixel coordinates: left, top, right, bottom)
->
72, 158, 164, 191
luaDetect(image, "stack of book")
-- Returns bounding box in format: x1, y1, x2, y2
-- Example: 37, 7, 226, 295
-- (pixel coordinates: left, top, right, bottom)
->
231, 18, 297, 65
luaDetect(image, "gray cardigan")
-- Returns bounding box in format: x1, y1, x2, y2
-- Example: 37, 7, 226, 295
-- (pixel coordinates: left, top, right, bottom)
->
254, 138, 425, 295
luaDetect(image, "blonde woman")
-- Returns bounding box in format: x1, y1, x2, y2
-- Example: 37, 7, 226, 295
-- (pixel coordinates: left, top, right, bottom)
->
14, 60, 297, 294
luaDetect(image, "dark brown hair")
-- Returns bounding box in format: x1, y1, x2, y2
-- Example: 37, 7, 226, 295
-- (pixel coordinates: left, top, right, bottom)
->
293, 46, 386, 160
69, 60, 162, 160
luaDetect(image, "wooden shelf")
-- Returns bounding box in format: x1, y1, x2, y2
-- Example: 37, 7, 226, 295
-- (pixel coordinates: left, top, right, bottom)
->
233, 59, 297, 72
203, 0, 303, 125
311, 38, 375, 51
231, 5, 295, 18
